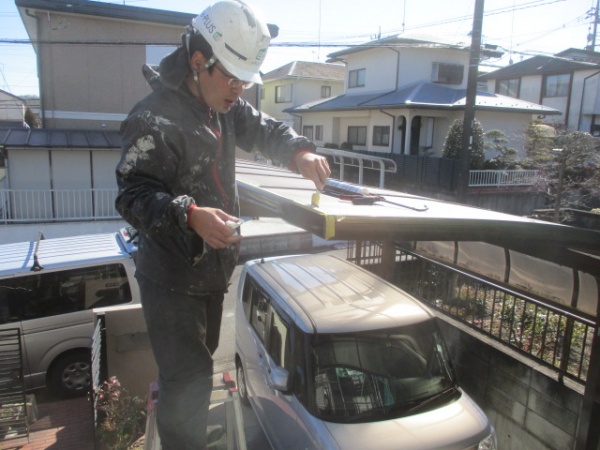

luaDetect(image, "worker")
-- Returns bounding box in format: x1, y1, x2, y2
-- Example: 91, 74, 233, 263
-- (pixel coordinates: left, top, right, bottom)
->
114, 1, 330, 448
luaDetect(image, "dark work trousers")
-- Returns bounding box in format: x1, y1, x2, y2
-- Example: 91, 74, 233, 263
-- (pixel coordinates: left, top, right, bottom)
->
137, 274, 225, 450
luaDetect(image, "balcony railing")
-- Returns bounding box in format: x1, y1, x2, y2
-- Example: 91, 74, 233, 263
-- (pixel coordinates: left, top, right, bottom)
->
469, 169, 539, 187
0, 188, 120, 224
348, 241, 594, 385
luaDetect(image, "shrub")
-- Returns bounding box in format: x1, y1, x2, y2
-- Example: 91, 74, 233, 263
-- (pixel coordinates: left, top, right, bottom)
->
96, 376, 146, 450
442, 118, 485, 169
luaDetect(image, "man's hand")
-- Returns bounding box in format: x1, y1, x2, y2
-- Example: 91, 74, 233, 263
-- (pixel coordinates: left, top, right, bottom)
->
187, 206, 242, 249
294, 151, 331, 191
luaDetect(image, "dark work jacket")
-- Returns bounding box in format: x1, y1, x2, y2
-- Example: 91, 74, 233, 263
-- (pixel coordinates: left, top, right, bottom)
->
115, 47, 315, 294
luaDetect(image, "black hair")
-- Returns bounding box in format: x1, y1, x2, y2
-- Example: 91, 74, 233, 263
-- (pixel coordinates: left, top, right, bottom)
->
182, 30, 214, 62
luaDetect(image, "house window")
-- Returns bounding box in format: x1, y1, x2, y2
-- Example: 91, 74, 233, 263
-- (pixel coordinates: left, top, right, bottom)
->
275, 84, 293, 103
496, 78, 520, 98
315, 125, 323, 141
544, 74, 570, 97
321, 86, 331, 98
372, 126, 390, 146
431, 63, 464, 84
347, 126, 367, 145
303, 126, 314, 140
349, 69, 366, 88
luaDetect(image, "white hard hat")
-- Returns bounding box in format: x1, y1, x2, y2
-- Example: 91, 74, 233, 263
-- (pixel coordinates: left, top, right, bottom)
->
192, 1, 271, 84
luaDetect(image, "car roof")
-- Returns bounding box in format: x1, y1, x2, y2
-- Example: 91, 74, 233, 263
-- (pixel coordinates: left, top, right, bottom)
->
0, 228, 137, 278
245, 254, 434, 334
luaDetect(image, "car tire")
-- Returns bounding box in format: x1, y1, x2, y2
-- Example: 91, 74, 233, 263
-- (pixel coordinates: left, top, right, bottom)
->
236, 362, 250, 406
48, 351, 91, 398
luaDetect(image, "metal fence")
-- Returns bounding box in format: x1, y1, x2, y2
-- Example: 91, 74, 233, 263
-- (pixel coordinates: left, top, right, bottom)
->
348, 241, 594, 385
0, 328, 28, 442
0, 188, 120, 224
349, 152, 539, 190
469, 169, 539, 187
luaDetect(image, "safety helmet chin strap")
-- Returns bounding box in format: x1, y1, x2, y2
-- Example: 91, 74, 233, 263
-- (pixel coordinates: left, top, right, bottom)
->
192, 55, 217, 93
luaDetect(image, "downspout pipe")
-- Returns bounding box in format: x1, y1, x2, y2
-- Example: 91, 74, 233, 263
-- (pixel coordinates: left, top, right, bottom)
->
25, 8, 45, 126
379, 108, 396, 156
385, 47, 401, 154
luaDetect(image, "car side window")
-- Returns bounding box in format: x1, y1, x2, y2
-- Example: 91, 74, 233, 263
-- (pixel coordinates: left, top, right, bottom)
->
0, 263, 132, 324
268, 308, 290, 369
241, 278, 254, 320
250, 290, 269, 344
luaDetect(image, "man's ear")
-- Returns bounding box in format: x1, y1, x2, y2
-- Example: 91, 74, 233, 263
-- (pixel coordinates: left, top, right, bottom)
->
189, 51, 207, 73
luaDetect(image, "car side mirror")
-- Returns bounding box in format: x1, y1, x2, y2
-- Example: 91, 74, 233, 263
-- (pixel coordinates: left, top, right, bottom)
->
271, 366, 290, 392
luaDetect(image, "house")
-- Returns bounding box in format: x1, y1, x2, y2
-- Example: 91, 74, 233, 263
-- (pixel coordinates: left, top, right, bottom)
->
260, 61, 345, 138
0, 89, 29, 128
285, 34, 559, 160
479, 48, 600, 135
15, 0, 193, 131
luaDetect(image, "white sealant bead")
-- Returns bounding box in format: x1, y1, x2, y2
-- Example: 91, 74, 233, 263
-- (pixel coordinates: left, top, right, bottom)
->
225, 220, 240, 229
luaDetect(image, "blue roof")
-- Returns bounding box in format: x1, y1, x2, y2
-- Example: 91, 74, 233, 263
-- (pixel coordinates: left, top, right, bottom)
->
286, 81, 559, 115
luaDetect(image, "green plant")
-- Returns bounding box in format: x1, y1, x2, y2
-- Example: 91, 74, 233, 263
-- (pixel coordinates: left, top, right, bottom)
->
483, 129, 518, 169
442, 118, 485, 169
96, 376, 146, 450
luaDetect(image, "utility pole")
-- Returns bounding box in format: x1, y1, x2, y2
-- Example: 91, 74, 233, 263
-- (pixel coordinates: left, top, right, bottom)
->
586, 0, 599, 51
457, 0, 484, 203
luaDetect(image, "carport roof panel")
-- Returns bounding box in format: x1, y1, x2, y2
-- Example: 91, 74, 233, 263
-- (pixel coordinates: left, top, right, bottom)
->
236, 160, 600, 253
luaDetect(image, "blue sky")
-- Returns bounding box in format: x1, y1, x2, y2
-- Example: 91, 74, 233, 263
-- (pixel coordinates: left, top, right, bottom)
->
0, 0, 595, 97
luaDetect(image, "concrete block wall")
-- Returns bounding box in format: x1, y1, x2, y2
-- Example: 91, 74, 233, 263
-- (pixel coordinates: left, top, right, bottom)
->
438, 316, 584, 450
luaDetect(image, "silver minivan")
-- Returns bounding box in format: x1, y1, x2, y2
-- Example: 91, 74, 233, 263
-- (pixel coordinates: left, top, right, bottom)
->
235, 254, 496, 450
0, 228, 140, 397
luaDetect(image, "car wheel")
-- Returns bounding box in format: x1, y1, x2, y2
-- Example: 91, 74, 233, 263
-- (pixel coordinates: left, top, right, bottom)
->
48, 351, 91, 397
236, 362, 250, 406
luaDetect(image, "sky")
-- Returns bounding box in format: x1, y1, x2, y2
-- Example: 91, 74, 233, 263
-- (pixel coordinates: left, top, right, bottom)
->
0, 0, 597, 97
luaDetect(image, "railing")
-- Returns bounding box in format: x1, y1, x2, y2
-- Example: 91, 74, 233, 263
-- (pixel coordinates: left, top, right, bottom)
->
0, 188, 120, 224
468, 169, 539, 187
334, 152, 540, 191
348, 241, 594, 385
317, 147, 397, 188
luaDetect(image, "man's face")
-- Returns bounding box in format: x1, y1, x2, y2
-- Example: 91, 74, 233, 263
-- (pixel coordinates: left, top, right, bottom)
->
199, 61, 246, 114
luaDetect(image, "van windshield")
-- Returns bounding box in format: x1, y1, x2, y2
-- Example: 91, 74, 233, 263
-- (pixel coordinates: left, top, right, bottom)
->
310, 319, 458, 423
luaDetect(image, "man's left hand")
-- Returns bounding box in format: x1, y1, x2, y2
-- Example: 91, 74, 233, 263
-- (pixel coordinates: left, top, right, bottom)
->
294, 151, 331, 191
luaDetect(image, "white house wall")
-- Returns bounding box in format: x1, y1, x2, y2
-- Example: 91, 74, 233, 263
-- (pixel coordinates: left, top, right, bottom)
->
398, 47, 469, 89
476, 110, 535, 159
344, 46, 469, 93
570, 69, 600, 131
344, 48, 398, 93
262, 77, 344, 132
516, 74, 541, 105
0, 92, 25, 123
92, 151, 121, 189
299, 107, 533, 159
7, 150, 51, 190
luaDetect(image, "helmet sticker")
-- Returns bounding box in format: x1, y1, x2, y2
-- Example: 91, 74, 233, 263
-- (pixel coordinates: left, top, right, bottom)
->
200, 11, 217, 36
255, 49, 266, 62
